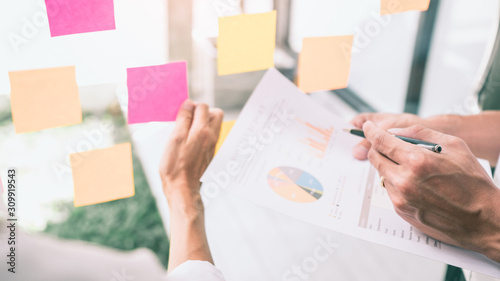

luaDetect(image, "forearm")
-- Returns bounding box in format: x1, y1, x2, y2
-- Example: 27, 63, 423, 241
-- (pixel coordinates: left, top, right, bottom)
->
425, 111, 500, 166
166, 193, 213, 273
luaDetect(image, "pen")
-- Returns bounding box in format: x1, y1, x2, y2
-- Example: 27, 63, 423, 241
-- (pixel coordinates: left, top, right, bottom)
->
344, 128, 442, 153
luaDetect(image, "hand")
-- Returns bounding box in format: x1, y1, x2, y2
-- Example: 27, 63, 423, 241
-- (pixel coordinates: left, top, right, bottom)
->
159, 100, 224, 208
350, 113, 426, 160
160, 100, 223, 271
363, 121, 500, 262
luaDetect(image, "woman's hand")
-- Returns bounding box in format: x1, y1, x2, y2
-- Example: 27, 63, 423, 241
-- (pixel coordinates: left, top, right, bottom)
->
159, 100, 224, 272
159, 100, 223, 208
363, 121, 500, 262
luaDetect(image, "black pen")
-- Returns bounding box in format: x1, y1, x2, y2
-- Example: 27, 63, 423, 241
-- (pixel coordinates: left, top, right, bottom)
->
344, 129, 442, 153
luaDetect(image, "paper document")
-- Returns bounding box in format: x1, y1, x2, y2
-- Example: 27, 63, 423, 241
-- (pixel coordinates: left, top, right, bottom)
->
201, 68, 500, 278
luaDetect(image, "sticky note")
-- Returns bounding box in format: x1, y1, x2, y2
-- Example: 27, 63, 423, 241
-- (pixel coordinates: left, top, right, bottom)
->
70, 143, 135, 207
215, 120, 236, 155
381, 0, 431, 15
217, 11, 277, 76
45, 0, 116, 37
127, 62, 188, 124
9, 66, 82, 134
297, 36, 354, 93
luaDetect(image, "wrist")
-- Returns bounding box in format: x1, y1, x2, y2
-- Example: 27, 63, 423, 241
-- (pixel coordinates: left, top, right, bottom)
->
163, 180, 205, 215
479, 189, 500, 263
424, 114, 463, 136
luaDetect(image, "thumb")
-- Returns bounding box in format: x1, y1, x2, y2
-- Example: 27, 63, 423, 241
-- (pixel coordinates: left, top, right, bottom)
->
352, 139, 371, 160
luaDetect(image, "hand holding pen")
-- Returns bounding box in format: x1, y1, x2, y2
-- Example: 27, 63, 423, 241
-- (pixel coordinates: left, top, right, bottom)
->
344, 128, 442, 153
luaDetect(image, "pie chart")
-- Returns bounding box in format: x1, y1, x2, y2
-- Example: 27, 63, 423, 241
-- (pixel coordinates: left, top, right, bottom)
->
267, 166, 323, 203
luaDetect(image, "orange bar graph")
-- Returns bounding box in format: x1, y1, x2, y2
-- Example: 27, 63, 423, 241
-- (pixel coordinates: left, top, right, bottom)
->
297, 118, 334, 159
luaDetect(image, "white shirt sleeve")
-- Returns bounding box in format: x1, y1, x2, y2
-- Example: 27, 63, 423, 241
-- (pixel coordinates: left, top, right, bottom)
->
166, 261, 226, 281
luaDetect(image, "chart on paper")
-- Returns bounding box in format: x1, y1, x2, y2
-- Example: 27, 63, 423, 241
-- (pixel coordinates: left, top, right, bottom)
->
358, 166, 442, 249
202, 68, 500, 278
267, 166, 323, 203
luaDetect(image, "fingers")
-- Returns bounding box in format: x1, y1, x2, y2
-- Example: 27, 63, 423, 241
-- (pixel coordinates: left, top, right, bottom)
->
367, 148, 401, 184
209, 108, 224, 137
363, 121, 414, 165
190, 103, 210, 132
352, 139, 371, 160
387, 125, 457, 150
350, 113, 373, 128
171, 100, 196, 142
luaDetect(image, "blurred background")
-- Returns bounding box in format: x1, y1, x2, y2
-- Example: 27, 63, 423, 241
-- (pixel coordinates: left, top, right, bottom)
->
0, 0, 499, 280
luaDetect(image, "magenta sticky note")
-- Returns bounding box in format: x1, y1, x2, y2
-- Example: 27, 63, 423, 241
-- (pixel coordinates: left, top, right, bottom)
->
45, 0, 116, 37
127, 62, 189, 124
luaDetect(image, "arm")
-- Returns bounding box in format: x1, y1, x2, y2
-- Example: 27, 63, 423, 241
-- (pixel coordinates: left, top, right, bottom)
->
363, 121, 500, 262
351, 111, 500, 166
427, 111, 500, 166
159, 100, 223, 272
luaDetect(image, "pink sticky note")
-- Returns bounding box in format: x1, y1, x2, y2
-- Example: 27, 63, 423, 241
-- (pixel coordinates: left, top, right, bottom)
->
45, 0, 116, 37
127, 62, 189, 124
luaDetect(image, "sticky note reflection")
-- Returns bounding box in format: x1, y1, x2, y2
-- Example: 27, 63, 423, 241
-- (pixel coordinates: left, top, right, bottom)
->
45, 0, 116, 37
71, 143, 135, 207
381, 0, 431, 15
217, 11, 277, 76
297, 36, 354, 94
127, 62, 188, 124
215, 120, 236, 155
9, 66, 82, 134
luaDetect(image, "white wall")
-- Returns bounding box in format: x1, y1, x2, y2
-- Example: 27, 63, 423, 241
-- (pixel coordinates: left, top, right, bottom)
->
419, 0, 499, 117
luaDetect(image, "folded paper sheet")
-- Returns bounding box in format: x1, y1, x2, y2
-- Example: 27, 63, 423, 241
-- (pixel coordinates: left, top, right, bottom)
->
71, 143, 135, 207
217, 11, 277, 76
45, 0, 116, 37
127, 62, 188, 124
381, 0, 431, 15
215, 120, 236, 155
297, 36, 354, 93
9, 66, 82, 134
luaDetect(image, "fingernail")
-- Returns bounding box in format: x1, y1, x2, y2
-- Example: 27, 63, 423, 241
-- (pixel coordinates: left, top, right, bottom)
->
388, 128, 403, 134
352, 145, 369, 160
362, 120, 374, 130
182, 100, 195, 111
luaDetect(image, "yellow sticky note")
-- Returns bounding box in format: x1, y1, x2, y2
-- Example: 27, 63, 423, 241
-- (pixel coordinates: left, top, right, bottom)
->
70, 143, 135, 207
297, 36, 354, 94
215, 120, 236, 155
381, 0, 431, 15
9, 66, 82, 134
217, 11, 277, 76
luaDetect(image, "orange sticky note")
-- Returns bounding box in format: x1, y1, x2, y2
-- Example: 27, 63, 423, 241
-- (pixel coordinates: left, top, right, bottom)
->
215, 120, 236, 155
70, 143, 135, 207
217, 11, 277, 76
297, 36, 354, 93
9, 66, 82, 134
381, 0, 431, 15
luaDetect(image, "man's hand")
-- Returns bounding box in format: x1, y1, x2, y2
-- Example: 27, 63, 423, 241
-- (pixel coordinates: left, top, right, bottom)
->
363, 121, 500, 262
159, 100, 224, 208
350, 113, 426, 160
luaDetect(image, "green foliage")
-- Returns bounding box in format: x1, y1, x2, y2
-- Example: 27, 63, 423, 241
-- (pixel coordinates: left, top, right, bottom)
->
44, 106, 170, 268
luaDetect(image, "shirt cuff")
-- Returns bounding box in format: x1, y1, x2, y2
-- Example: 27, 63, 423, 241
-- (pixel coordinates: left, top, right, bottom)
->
166, 260, 225, 281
